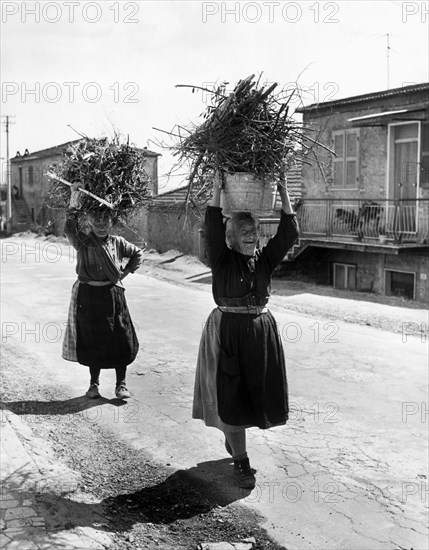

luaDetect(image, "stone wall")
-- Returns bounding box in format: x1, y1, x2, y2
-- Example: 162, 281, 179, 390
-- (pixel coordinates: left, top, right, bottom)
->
296, 247, 428, 303
147, 205, 204, 257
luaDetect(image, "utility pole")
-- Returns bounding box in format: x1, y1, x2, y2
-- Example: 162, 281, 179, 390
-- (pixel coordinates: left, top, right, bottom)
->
2, 115, 16, 234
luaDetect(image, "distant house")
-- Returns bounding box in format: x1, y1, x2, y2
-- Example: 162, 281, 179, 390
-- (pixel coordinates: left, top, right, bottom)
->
9, 140, 159, 241
266, 82, 429, 302
147, 161, 303, 259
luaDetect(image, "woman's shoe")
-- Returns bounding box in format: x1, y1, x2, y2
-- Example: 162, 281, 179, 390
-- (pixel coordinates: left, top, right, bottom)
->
233, 457, 256, 489
86, 384, 100, 399
115, 385, 131, 399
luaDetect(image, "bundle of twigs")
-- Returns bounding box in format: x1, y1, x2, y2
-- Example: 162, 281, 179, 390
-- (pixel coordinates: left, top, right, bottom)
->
45, 135, 152, 223
158, 74, 311, 206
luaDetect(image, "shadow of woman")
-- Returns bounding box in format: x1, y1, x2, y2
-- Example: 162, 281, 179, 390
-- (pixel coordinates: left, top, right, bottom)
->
3, 458, 254, 548
1, 395, 126, 417
103, 458, 253, 526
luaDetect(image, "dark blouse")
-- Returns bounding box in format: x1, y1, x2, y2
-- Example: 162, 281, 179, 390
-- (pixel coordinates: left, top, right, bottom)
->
205, 206, 299, 307
64, 209, 143, 285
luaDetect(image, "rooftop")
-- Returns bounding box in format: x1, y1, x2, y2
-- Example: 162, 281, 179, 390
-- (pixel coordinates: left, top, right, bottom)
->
296, 82, 429, 113
11, 139, 160, 162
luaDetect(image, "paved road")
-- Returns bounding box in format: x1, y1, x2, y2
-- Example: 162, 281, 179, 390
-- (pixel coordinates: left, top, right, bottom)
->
1, 237, 428, 549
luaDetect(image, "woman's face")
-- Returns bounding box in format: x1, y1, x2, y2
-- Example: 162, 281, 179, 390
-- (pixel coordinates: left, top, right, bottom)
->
231, 221, 258, 255
88, 216, 112, 238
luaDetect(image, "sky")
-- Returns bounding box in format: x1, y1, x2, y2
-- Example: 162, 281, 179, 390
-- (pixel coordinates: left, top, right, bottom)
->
1, 0, 428, 192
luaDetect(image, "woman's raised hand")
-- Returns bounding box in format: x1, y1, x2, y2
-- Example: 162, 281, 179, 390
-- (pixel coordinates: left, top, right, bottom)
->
213, 171, 224, 190
211, 171, 223, 207
69, 182, 81, 208
277, 180, 293, 214
277, 180, 287, 193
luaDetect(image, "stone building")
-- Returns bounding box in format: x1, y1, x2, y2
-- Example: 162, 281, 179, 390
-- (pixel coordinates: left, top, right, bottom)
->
276, 82, 429, 302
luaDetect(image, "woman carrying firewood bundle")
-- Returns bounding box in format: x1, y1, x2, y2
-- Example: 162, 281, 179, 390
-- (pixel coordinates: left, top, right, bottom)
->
192, 173, 299, 489
62, 183, 143, 400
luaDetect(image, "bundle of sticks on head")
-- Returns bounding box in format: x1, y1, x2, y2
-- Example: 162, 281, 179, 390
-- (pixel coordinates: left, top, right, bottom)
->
155, 74, 329, 208
45, 134, 153, 224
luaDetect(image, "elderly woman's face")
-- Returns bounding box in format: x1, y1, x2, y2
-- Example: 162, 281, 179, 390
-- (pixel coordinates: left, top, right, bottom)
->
88, 215, 113, 238
231, 220, 258, 255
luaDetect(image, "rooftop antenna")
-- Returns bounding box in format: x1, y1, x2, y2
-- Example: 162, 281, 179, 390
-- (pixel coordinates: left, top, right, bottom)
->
386, 33, 391, 89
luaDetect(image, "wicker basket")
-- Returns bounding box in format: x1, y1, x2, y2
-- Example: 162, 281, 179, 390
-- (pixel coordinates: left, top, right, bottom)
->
220, 172, 277, 216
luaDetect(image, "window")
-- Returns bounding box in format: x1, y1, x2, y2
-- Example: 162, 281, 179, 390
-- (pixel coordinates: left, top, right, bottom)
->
421, 122, 429, 189
385, 270, 415, 300
333, 263, 357, 290
332, 130, 359, 188
28, 165, 34, 185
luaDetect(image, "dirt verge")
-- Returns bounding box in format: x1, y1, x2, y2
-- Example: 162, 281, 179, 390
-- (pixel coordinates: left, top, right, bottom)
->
1, 349, 286, 550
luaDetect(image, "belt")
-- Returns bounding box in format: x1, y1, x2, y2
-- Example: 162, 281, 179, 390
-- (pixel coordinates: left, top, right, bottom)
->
218, 306, 268, 315
84, 281, 113, 286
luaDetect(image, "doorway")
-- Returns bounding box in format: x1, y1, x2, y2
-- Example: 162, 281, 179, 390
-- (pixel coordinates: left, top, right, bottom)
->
388, 122, 419, 236
385, 269, 415, 300
333, 262, 357, 290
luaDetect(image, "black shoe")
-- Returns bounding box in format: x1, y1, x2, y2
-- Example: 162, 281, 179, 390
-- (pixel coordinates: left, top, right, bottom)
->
86, 384, 101, 399
225, 437, 233, 456
233, 457, 256, 489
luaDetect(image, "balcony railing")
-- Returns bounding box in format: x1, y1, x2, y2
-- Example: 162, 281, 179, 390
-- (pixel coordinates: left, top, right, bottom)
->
259, 199, 429, 246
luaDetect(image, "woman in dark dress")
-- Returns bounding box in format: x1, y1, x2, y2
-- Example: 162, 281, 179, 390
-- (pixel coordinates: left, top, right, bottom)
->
62, 183, 143, 400
193, 174, 299, 488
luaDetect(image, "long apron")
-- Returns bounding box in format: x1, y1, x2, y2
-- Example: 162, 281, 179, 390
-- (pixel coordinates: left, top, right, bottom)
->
192, 307, 288, 431
62, 281, 138, 368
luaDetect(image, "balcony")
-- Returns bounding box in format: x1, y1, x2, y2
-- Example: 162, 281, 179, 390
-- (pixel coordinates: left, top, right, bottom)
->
259, 199, 429, 255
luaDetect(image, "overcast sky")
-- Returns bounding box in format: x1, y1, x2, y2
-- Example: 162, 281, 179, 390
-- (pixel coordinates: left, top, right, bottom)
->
1, 0, 428, 191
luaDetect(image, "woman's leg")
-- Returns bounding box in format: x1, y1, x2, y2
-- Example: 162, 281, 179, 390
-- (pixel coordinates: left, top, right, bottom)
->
86, 366, 101, 399
225, 429, 247, 460
89, 366, 101, 385
115, 365, 127, 387
115, 366, 130, 399
224, 429, 255, 489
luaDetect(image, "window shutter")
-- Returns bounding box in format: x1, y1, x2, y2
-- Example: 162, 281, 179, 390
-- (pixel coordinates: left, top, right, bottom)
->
345, 132, 358, 187
346, 160, 357, 186
332, 133, 344, 187
331, 130, 359, 188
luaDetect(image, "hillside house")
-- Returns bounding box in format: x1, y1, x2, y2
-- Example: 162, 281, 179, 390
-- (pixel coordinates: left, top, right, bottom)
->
270, 82, 429, 302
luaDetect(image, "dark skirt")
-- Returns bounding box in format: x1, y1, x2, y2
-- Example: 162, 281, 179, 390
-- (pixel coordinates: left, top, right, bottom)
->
75, 283, 139, 369
217, 310, 288, 429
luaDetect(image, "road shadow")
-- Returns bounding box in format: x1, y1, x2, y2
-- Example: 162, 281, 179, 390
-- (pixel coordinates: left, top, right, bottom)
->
1, 468, 110, 549
1, 459, 253, 547
157, 254, 185, 265
186, 271, 212, 285
103, 458, 253, 525
1, 395, 127, 417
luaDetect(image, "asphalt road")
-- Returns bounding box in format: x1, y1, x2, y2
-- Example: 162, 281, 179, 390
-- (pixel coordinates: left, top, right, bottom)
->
1, 236, 428, 549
